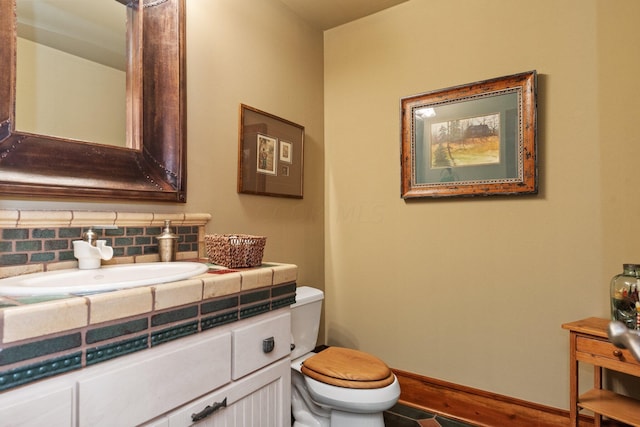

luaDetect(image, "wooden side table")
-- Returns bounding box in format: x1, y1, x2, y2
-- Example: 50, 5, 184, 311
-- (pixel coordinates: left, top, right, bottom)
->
562, 317, 640, 426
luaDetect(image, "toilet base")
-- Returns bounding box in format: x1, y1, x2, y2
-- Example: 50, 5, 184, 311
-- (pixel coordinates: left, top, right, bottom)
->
330, 410, 385, 427
292, 377, 330, 427
292, 407, 384, 427
292, 370, 387, 427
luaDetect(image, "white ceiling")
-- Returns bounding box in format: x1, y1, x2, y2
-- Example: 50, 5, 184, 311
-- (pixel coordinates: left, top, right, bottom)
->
279, 0, 408, 30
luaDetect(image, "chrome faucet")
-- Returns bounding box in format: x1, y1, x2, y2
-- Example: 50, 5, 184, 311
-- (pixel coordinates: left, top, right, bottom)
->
73, 226, 115, 270
81, 226, 98, 246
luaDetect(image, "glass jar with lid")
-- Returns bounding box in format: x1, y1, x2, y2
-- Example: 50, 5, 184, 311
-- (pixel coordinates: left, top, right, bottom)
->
611, 263, 640, 329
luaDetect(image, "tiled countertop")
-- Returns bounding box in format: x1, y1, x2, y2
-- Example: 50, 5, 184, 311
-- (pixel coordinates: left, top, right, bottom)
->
0, 261, 297, 392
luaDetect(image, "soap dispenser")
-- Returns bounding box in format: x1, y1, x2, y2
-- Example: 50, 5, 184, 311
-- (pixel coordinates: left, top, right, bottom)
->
157, 220, 178, 262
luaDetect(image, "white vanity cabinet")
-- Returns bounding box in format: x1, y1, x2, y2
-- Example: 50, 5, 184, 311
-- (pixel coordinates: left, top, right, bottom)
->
0, 309, 291, 427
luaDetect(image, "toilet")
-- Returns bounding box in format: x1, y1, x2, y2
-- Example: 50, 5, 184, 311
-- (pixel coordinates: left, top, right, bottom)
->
290, 286, 400, 427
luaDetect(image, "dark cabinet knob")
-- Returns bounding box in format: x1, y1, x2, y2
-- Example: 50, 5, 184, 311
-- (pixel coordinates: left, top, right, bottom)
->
263, 337, 275, 353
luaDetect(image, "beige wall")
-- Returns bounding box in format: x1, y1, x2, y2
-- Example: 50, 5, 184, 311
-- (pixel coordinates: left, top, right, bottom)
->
183, 0, 325, 291
4, 0, 640, 414
324, 0, 640, 410
2, 0, 325, 309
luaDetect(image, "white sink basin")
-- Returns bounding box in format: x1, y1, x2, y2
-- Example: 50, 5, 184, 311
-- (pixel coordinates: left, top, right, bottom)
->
0, 262, 209, 296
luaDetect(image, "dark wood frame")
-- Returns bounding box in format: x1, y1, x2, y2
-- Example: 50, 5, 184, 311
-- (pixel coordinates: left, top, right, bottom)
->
0, 0, 187, 202
401, 71, 537, 199
237, 104, 304, 199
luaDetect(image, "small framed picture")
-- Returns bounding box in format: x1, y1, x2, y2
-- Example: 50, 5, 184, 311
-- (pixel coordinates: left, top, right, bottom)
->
256, 134, 277, 175
280, 140, 293, 163
238, 104, 304, 198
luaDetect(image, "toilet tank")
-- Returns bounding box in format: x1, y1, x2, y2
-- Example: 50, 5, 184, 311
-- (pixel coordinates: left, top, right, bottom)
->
290, 286, 324, 360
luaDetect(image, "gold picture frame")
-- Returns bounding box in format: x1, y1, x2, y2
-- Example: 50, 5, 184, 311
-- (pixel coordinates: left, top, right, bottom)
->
401, 71, 537, 199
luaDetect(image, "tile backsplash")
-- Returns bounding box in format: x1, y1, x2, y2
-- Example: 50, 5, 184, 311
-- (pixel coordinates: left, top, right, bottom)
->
0, 225, 200, 267
0, 210, 212, 279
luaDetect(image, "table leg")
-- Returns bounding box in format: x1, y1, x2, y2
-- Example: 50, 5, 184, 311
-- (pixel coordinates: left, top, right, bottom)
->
569, 332, 578, 426
594, 365, 602, 427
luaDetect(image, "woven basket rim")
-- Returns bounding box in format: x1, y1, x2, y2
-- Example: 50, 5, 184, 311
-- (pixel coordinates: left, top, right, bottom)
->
205, 233, 266, 239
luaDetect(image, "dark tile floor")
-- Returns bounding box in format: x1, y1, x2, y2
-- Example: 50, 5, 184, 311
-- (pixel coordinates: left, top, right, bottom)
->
384, 403, 476, 427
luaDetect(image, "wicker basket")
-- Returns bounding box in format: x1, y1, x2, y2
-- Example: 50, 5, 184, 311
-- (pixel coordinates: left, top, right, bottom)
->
205, 234, 266, 268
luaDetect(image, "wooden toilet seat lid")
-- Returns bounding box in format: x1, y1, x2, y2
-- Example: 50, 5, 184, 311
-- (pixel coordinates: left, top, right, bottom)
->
300, 347, 395, 389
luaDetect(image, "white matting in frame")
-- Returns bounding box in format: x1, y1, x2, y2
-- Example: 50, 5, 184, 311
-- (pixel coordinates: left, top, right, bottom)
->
256, 133, 277, 175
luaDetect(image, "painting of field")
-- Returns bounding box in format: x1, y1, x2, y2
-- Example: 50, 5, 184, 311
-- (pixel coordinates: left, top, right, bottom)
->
430, 114, 500, 168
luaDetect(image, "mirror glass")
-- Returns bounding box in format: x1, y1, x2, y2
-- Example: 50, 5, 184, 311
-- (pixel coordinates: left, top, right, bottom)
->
15, 0, 127, 147
0, 0, 187, 202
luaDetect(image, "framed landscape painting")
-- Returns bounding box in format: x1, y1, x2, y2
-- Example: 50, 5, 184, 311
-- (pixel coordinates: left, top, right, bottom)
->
400, 71, 537, 199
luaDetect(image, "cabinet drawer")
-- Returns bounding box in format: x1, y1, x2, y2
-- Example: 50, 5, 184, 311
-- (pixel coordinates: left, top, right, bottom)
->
576, 334, 640, 374
232, 310, 291, 379
78, 331, 232, 427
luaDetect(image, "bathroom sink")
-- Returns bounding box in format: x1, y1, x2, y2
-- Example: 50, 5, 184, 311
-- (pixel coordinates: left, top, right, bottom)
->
0, 262, 209, 296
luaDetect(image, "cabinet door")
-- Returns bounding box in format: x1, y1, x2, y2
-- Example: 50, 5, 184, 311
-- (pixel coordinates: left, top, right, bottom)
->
0, 379, 75, 427
163, 358, 291, 427
78, 331, 231, 427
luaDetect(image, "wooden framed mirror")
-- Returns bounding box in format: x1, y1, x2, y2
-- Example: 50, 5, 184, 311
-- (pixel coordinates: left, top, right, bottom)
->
0, 0, 187, 202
